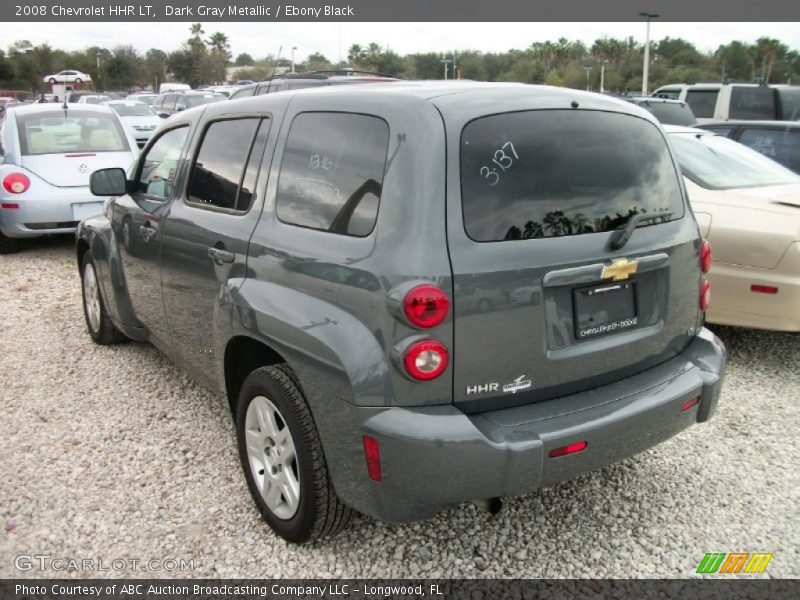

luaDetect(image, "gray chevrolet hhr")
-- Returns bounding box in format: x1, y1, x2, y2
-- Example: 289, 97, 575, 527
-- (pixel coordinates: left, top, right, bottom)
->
78, 81, 726, 543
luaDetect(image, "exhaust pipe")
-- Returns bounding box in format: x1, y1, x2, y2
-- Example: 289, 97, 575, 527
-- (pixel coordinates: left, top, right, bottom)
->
472, 498, 503, 515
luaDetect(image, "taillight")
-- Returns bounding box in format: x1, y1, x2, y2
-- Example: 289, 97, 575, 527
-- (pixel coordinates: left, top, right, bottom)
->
700, 240, 712, 273
2, 173, 30, 194
549, 441, 588, 458
403, 339, 448, 381
700, 280, 711, 311
403, 284, 449, 328
362, 435, 382, 482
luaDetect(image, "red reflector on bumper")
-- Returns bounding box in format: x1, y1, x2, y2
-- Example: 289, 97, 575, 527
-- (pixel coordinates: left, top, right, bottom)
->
1, 203, 20, 209
751, 285, 778, 294
362, 435, 382, 482
549, 441, 587, 458
681, 396, 701, 412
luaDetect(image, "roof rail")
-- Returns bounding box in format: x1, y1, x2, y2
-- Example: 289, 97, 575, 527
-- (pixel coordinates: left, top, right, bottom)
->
310, 69, 402, 79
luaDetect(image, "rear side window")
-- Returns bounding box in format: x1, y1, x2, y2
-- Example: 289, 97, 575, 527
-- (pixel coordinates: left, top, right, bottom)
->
276, 112, 389, 237
685, 90, 718, 118
187, 118, 265, 211
777, 88, 800, 121
460, 110, 684, 242
738, 127, 800, 173
654, 88, 681, 100
729, 87, 777, 120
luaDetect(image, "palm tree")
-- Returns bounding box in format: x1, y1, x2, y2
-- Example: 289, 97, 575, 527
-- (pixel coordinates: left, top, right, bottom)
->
347, 44, 366, 68
523, 220, 543, 239
205, 32, 230, 84
543, 211, 564, 237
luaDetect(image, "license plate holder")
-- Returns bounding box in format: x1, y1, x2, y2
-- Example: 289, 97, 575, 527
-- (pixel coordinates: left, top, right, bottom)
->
72, 202, 103, 222
574, 281, 638, 340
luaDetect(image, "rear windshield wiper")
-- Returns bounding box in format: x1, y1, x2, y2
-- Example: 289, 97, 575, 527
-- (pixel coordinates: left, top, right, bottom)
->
609, 211, 675, 251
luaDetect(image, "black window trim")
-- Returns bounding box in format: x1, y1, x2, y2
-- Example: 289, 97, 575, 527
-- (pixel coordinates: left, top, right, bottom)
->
182, 113, 272, 216
458, 107, 688, 244
134, 123, 192, 203
274, 110, 390, 238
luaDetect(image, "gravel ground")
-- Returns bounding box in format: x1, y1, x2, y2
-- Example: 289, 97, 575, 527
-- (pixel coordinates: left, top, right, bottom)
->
1, 236, 798, 579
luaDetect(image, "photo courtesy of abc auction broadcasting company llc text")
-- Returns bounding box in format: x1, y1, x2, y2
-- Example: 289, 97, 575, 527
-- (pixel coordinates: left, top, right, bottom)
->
0, 0, 798, 596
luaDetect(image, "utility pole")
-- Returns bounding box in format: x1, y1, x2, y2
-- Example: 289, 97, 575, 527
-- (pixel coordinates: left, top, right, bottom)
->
600, 60, 608, 93
291, 47, 297, 73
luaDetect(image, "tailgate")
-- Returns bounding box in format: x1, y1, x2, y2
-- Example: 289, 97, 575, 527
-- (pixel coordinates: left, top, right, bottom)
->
446, 107, 702, 412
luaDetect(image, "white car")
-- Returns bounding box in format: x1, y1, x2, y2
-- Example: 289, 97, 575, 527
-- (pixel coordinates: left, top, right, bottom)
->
125, 93, 158, 106
666, 125, 800, 332
43, 70, 92, 84
77, 95, 110, 105
0, 103, 138, 254
104, 100, 162, 148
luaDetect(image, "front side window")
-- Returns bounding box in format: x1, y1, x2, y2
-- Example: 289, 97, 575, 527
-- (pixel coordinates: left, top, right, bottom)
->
729, 87, 777, 120
685, 90, 719, 118
669, 132, 800, 189
460, 110, 684, 242
16, 110, 130, 155
276, 112, 389, 237
187, 118, 263, 211
137, 126, 189, 199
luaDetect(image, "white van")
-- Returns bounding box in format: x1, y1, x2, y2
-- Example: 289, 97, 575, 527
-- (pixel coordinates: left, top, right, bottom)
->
653, 82, 800, 124
158, 83, 191, 94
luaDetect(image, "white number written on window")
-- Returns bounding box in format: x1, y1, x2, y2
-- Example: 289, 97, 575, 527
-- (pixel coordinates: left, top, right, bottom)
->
479, 141, 518, 186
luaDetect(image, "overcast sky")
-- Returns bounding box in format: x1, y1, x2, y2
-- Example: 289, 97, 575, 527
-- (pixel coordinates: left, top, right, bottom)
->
2, 22, 798, 61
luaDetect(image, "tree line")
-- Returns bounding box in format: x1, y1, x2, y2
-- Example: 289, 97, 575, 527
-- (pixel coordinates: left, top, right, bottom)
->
0, 24, 797, 92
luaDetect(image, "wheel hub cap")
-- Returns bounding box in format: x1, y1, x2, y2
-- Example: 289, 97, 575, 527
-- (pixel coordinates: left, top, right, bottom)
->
245, 395, 300, 519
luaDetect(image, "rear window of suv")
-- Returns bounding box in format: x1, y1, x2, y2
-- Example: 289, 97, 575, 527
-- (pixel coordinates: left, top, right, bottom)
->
460, 110, 684, 242
729, 86, 777, 120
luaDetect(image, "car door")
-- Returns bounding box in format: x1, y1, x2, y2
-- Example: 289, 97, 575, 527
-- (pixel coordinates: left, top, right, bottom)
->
159, 114, 272, 386
109, 124, 191, 339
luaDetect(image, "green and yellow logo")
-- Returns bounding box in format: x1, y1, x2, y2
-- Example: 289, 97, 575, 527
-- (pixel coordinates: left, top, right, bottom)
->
696, 552, 773, 574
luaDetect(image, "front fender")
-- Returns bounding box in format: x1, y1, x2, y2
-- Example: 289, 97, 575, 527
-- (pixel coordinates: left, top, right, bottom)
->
77, 214, 143, 333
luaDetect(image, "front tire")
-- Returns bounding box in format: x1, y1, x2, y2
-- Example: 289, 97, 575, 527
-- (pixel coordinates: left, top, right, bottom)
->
74, 78, 82, 84
0, 231, 21, 254
236, 365, 353, 543
48, 78, 56, 84
80, 251, 127, 345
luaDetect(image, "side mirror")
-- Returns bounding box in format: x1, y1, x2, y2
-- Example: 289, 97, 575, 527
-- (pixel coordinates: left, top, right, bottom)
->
90, 168, 127, 196
158, 112, 168, 118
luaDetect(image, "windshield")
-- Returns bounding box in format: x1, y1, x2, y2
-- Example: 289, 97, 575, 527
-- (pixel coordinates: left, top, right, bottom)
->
669, 132, 800, 189
110, 103, 155, 117
129, 95, 156, 106
16, 110, 129, 155
185, 94, 225, 108
460, 110, 685, 242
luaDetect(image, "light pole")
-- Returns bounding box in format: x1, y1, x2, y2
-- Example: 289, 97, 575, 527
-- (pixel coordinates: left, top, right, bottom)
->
600, 60, 609, 93
441, 56, 452, 80
640, 11, 659, 95
291, 46, 297, 73
583, 66, 592, 91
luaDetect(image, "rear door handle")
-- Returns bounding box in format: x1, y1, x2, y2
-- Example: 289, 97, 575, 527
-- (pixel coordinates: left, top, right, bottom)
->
208, 246, 235, 264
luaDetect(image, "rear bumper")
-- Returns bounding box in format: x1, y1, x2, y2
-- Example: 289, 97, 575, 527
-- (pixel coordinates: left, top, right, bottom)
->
326, 328, 725, 523
706, 244, 800, 332
0, 187, 103, 238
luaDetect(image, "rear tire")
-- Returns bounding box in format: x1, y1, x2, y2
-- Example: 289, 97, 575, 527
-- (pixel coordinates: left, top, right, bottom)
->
74, 78, 82, 84
80, 251, 127, 345
236, 364, 353, 543
0, 232, 21, 254
48, 78, 56, 84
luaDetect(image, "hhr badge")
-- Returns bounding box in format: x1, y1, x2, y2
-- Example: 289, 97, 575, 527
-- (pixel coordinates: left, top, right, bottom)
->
467, 375, 532, 396
602, 258, 638, 281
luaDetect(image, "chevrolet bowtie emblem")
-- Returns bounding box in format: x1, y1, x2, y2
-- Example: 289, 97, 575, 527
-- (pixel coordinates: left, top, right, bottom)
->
602, 258, 638, 281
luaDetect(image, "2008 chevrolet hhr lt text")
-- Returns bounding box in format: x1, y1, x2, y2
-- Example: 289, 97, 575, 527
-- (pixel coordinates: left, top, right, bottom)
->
77, 82, 726, 543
